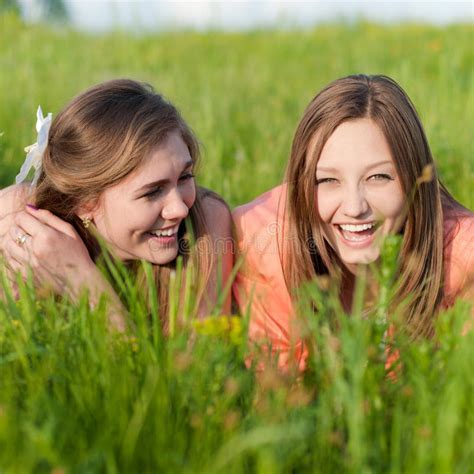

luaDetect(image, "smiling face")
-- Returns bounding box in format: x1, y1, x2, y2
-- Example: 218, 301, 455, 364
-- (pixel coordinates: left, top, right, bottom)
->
87, 131, 196, 265
314, 118, 406, 274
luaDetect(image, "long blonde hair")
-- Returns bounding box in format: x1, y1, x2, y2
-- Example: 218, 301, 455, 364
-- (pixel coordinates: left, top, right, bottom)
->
34, 79, 213, 325
284, 74, 459, 338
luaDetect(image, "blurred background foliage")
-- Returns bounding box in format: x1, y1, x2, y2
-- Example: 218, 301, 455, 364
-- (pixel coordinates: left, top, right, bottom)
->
0, 0, 21, 15
0, 11, 473, 208
1, 0, 68, 21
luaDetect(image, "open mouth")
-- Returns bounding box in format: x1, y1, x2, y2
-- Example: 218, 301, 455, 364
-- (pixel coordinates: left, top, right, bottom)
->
147, 224, 180, 244
335, 222, 379, 244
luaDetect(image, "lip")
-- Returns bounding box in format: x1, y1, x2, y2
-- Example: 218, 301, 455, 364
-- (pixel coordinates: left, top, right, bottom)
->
150, 235, 176, 244
334, 222, 379, 249
156, 224, 179, 231
147, 232, 178, 246
146, 223, 181, 247
149, 223, 180, 237
334, 220, 377, 227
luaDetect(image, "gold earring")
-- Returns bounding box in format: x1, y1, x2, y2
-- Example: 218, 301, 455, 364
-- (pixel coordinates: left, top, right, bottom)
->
82, 217, 92, 229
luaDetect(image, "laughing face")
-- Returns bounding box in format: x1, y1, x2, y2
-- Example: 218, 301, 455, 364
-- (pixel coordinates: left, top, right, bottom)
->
86, 131, 196, 265
314, 118, 406, 274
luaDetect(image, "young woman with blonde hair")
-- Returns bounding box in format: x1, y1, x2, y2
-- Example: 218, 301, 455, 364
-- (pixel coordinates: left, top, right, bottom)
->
0, 79, 232, 329
233, 74, 473, 371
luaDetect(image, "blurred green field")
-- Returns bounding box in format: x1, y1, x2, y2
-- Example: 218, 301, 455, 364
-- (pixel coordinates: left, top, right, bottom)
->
1, 14, 473, 208
0, 14, 473, 474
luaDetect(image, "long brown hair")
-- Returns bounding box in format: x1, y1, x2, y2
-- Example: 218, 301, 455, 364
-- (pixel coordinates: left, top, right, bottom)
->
34, 79, 213, 324
284, 74, 459, 338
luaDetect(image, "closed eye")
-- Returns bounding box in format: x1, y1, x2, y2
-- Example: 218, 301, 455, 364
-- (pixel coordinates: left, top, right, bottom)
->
179, 172, 195, 182
316, 177, 338, 185
144, 187, 164, 199
143, 173, 194, 199
368, 173, 394, 181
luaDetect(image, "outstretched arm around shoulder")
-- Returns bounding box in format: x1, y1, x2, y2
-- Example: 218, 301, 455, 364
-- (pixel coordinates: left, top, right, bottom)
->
197, 190, 234, 316
443, 211, 474, 332
232, 200, 307, 372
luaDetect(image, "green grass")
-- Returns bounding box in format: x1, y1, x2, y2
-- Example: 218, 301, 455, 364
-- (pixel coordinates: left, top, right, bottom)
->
0, 14, 473, 473
1, 244, 473, 473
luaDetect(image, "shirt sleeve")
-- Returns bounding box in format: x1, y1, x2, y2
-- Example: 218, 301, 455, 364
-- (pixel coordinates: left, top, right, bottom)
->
443, 215, 474, 307
232, 208, 307, 372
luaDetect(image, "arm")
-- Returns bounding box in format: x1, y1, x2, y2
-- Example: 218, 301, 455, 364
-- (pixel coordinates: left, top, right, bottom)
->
0, 185, 30, 298
460, 276, 474, 336
459, 247, 474, 334
232, 207, 307, 372
0, 185, 29, 252
196, 194, 234, 316
443, 213, 474, 333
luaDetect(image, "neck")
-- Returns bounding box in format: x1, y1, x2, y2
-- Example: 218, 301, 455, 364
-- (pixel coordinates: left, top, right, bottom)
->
340, 265, 378, 313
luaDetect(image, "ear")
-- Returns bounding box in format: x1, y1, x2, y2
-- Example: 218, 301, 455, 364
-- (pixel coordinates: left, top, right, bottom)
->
75, 199, 101, 222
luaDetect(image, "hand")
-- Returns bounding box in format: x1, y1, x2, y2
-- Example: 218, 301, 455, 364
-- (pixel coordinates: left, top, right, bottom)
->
0, 186, 24, 256
0, 207, 18, 299
3, 206, 95, 296
2, 203, 128, 332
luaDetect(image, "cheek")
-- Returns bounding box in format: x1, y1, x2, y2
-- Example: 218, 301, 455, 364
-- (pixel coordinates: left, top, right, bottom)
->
183, 181, 197, 209
316, 188, 339, 222
368, 187, 406, 220
386, 200, 405, 220
101, 200, 156, 238
133, 203, 163, 231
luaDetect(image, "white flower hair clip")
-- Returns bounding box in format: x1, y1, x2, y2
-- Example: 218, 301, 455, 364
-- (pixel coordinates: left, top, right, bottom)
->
15, 106, 52, 187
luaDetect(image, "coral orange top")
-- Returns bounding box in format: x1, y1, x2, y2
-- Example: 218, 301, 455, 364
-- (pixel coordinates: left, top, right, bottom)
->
232, 184, 474, 371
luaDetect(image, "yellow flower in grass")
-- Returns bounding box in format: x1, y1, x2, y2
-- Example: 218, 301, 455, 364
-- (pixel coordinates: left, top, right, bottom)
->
127, 336, 139, 353
193, 315, 243, 345
229, 316, 243, 345
116, 334, 139, 353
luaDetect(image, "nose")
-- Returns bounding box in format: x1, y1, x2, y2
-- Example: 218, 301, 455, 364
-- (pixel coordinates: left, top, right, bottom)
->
341, 185, 369, 218
161, 189, 190, 221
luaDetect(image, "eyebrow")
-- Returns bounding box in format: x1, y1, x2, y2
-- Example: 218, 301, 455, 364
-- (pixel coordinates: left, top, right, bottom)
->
135, 159, 194, 196
316, 160, 394, 173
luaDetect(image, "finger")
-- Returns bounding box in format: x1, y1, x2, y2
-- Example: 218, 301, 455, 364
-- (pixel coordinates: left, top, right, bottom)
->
4, 230, 37, 276
3, 240, 51, 291
9, 225, 33, 251
0, 258, 21, 299
4, 256, 29, 281
0, 212, 19, 242
3, 241, 37, 286
4, 236, 32, 268
24, 206, 78, 238
0, 273, 20, 300
14, 211, 53, 238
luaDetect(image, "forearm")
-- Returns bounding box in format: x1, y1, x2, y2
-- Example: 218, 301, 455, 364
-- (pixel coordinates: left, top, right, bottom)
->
67, 262, 128, 332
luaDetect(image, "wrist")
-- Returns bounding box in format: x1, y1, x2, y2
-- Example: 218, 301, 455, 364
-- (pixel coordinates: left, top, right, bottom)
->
66, 259, 99, 295
65, 258, 128, 332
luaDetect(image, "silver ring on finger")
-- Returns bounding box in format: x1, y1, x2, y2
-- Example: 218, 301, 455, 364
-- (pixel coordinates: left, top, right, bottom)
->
14, 233, 30, 246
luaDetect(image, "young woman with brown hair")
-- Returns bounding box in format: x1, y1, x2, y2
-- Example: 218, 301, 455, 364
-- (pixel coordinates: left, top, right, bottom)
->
0, 79, 232, 330
233, 74, 473, 371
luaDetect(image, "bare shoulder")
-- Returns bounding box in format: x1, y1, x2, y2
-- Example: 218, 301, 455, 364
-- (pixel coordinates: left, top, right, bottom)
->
443, 206, 474, 254
0, 184, 30, 218
443, 207, 474, 304
199, 189, 233, 240
196, 189, 234, 315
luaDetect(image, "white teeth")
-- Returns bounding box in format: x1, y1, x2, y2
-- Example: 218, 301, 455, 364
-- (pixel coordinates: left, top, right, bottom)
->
339, 223, 375, 232
150, 225, 178, 237
341, 232, 368, 242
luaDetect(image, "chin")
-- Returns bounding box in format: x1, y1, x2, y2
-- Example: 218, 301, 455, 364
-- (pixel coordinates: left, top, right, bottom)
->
340, 249, 381, 267
148, 248, 179, 266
